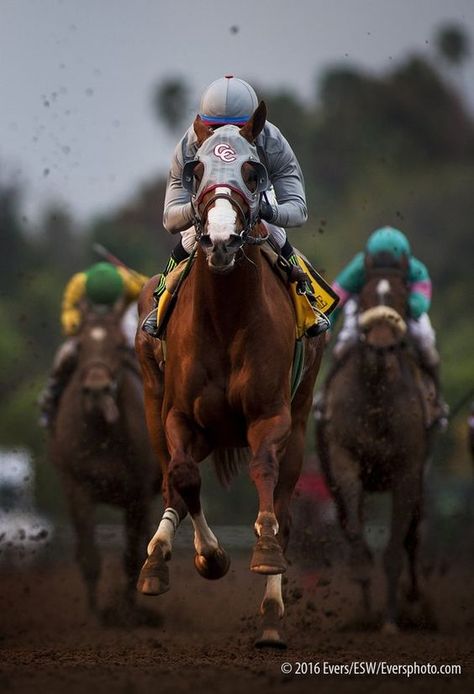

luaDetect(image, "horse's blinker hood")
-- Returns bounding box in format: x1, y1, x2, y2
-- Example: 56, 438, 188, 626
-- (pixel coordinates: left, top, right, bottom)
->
182, 125, 269, 220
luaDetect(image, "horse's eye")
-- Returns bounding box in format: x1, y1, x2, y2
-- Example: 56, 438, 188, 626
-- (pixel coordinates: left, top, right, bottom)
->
243, 166, 258, 192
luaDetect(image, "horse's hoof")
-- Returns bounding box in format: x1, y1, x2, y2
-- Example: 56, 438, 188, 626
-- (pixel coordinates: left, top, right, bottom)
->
381, 620, 399, 635
136, 549, 170, 596
250, 535, 287, 575
254, 628, 287, 649
194, 546, 231, 580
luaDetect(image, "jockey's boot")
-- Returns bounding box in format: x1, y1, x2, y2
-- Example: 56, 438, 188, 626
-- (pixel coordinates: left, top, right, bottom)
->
418, 352, 449, 430
280, 241, 330, 338
38, 376, 63, 429
142, 241, 190, 337
38, 340, 79, 428
38, 368, 76, 429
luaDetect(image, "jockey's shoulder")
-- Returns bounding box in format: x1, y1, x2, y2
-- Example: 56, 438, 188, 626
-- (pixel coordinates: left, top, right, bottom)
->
256, 121, 287, 153
408, 255, 430, 282
336, 252, 365, 293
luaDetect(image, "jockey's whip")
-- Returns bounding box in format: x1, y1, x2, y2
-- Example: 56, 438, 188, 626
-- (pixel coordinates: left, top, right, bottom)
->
92, 243, 144, 281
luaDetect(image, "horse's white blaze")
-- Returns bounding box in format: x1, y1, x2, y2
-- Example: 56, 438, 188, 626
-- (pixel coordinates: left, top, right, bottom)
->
376, 279, 391, 304
90, 327, 107, 341
207, 187, 237, 245
147, 507, 180, 558
261, 574, 284, 617
191, 510, 219, 556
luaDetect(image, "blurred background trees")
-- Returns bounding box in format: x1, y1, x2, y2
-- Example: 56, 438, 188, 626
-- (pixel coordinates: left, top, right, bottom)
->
1, 24, 472, 518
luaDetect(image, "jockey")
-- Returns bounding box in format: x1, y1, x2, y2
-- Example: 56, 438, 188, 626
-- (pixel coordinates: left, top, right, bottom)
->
142, 75, 328, 338
38, 261, 147, 428
329, 226, 448, 421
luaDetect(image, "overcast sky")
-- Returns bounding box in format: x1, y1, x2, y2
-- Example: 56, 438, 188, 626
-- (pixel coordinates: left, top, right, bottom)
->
1, 0, 473, 222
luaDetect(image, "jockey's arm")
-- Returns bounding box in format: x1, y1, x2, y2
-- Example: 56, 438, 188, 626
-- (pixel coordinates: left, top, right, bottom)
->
163, 135, 196, 234
117, 267, 150, 303
61, 272, 87, 335
330, 252, 365, 325
264, 127, 307, 228
408, 257, 432, 319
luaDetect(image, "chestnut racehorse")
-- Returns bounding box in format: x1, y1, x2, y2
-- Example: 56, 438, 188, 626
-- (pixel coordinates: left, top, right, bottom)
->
315, 256, 433, 632
136, 102, 324, 646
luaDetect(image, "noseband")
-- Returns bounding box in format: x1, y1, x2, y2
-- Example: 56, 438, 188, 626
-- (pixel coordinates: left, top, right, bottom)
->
358, 305, 407, 354
193, 186, 269, 250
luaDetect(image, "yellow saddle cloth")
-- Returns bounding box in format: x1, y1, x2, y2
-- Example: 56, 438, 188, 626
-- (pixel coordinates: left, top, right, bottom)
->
156, 249, 338, 340
287, 253, 338, 338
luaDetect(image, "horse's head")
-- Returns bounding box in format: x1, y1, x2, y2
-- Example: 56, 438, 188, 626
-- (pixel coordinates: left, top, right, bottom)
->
77, 308, 127, 424
183, 101, 269, 273
357, 253, 409, 352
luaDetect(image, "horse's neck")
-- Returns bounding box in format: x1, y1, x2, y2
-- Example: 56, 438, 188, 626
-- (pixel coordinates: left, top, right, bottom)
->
192, 247, 264, 331
358, 345, 411, 397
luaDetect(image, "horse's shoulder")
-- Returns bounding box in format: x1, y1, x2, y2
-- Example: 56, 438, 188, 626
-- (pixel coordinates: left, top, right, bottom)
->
138, 275, 160, 316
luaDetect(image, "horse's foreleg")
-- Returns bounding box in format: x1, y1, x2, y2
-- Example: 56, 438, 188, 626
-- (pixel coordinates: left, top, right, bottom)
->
138, 506, 181, 596
253, 421, 304, 648
123, 500, 150, 603
166, 410, 230, 580
136, 355, 187, 596
248, 412, 291, 575
255, 575, 287, 649
325, 444, 373, 612
383, 474, 422, 632
63, 478, 100, 615
404, 500, 422, 602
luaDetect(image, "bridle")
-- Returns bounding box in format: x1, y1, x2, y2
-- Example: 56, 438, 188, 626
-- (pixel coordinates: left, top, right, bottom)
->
193, 185, 270, 251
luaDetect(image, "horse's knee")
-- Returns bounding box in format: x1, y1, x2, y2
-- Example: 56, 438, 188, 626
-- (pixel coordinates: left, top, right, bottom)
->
168, 456, 201, 514
169, 457, 200, 490
249, 453, 278, 485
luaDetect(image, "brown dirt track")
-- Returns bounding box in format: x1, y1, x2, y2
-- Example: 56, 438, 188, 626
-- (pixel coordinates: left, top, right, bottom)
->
1, 544, 473, 694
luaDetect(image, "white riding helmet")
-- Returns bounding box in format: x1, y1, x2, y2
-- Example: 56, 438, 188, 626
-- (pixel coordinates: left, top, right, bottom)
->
199, 75, 259, 127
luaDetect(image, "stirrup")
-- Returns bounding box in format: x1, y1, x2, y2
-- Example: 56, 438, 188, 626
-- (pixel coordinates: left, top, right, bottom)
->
141, 306, 160, 338
306, 314, 330, 338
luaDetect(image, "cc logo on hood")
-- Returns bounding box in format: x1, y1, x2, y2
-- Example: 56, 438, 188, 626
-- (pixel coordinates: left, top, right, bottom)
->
213, 143, 237, 162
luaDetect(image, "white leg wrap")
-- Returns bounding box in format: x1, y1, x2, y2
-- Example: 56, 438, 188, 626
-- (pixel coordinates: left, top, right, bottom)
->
147, 507, 180, 558
192, 510, 219, 556
261, 575, 284, 617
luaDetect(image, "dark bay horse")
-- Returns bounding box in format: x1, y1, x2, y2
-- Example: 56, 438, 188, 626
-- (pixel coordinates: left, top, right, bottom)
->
49, 308, 159, 622
315, 257, 433, 632
136, 102, 324, 646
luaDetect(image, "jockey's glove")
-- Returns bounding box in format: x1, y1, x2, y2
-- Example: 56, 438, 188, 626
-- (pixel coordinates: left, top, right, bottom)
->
259, 198, 278, 223
62, 308, 81, 336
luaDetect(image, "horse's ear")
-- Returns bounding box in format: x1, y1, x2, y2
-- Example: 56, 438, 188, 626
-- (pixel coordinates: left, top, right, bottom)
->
240, 101, 267, 142
193, 115, 213, 145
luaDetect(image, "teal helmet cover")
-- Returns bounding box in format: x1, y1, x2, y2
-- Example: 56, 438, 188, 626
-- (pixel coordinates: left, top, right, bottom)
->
366, 226, 411, 259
